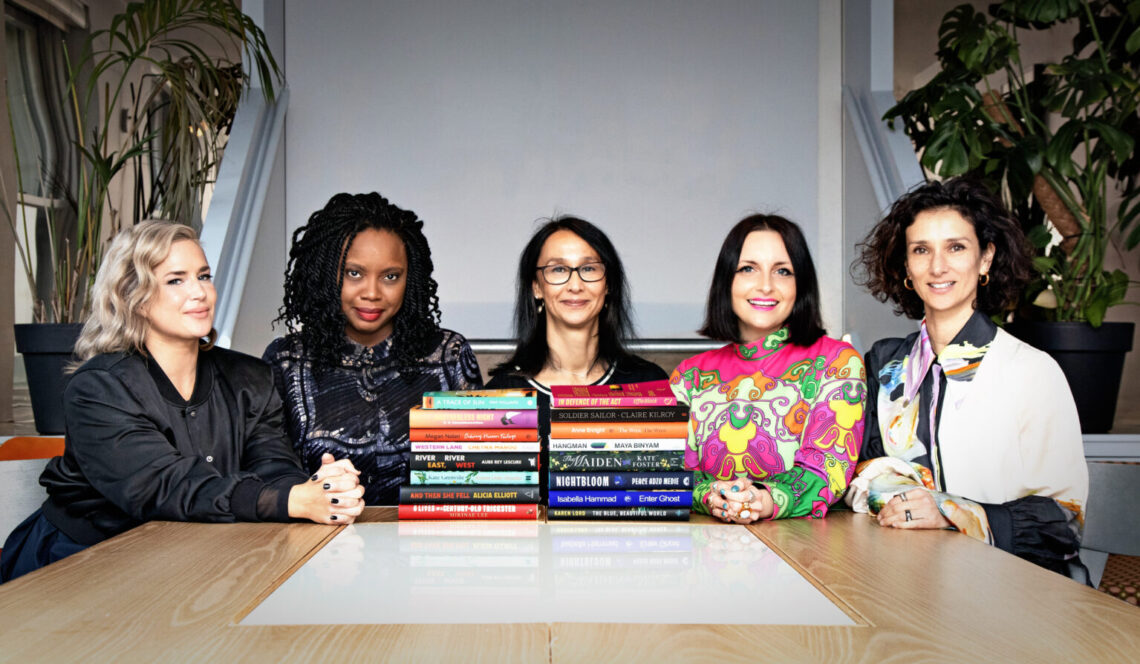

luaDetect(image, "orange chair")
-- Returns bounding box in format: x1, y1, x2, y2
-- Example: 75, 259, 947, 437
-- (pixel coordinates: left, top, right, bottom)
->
0, 437, 65, 553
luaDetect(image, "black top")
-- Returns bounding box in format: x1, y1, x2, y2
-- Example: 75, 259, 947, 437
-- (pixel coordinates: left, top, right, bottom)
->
40, 347, 309, 546
486, 355, 668, 496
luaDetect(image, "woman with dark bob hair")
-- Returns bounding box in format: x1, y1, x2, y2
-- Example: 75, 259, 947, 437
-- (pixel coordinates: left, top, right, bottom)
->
264, 193, 482, 506
487, 217, 668, 483
848, 177, 1087, 578
2, 222, 362, 583
670, 215, 866, 523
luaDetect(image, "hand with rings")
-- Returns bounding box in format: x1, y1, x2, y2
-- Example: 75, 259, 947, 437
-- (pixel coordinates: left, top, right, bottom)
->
875, 488, 950, 530
706, 478, 774, 524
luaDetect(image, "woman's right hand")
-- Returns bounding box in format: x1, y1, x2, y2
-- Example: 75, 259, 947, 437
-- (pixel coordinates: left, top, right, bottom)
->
289, 453, 365, 524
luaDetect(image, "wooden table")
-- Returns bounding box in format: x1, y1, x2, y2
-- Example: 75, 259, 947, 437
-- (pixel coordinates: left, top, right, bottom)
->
1, 509, 1137, 662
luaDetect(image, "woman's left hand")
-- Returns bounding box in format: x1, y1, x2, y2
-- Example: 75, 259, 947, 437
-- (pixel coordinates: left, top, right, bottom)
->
708, 478, 774, 524
876, 488, 950, 529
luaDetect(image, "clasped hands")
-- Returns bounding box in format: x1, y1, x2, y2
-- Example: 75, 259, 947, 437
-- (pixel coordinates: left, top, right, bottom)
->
706, 478, 773, 524
875, 488, 951, 530
289, 453, 365, 525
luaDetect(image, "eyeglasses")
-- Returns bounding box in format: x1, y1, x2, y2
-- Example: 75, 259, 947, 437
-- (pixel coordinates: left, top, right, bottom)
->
535, 262, 606, 285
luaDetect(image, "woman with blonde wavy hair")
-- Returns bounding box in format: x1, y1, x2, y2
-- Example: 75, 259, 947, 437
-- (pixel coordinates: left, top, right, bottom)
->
1, 221, 363, 583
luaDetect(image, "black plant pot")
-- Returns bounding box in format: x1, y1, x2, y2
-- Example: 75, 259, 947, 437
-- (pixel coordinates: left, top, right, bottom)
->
14, 323, 83, 435
1005, 321, 1135, 434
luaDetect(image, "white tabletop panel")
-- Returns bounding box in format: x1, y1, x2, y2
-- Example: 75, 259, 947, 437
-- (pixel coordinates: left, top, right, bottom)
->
241, 522, 854, 626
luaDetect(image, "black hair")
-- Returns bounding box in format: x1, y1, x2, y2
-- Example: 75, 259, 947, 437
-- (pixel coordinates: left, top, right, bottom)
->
491, 216, 635, 378
855, 177, 1032, 319
699, 214, 826, 346
275, 192, 442, 368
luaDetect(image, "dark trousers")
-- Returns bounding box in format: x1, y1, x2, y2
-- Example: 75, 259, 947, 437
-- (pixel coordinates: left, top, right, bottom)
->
0, 508, 86, 583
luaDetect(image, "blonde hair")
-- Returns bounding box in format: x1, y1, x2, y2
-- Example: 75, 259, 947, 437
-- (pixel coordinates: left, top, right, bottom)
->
73, 221, 216, 364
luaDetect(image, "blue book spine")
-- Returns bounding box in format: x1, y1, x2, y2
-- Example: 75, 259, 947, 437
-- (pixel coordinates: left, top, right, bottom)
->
547, 490, 693, 508
548, 472, 693, 490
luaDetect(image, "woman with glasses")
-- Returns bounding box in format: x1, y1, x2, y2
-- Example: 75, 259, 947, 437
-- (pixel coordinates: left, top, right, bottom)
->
263, 193, 482, 506
486, 217, 668, 482
670, 215, 866, 522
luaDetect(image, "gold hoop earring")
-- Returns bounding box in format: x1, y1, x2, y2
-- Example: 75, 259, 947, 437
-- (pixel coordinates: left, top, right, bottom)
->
903, 277, 915, 291
978, 273, 990, 286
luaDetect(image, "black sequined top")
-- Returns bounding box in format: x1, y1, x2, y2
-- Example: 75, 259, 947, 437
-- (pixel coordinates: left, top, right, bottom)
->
263, 329, 482, 505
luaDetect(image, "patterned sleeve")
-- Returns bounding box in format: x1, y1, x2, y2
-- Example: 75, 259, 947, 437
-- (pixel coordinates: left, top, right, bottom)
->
759, 344, 866, 519
442, 332, 484, 390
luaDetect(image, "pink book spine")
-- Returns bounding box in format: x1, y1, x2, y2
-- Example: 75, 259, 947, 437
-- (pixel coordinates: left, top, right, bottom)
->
408, 407, 540, 428
551, 394, 678, 408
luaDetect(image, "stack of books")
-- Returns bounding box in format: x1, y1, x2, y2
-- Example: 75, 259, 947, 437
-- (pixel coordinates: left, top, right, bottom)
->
545, 380, 692, 521
398, 389, 541, 520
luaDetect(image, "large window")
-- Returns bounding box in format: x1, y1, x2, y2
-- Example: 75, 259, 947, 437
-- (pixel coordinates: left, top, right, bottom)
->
5, 6, 77, 323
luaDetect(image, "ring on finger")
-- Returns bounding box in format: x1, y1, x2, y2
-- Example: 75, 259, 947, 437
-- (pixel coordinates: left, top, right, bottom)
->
900, 492, 908, 502
904, 509, 912, 522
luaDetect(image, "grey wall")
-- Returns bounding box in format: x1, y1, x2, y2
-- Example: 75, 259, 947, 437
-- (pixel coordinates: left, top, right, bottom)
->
842, 0, 915, 353
276, 0, 826, 341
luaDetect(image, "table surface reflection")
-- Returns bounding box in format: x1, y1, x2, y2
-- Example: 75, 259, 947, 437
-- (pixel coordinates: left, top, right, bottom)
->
242, 522, 854, 626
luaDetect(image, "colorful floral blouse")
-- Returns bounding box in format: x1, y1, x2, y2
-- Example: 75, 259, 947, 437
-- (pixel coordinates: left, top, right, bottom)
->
670, 329, 866, 519
850, 310, 1088, 576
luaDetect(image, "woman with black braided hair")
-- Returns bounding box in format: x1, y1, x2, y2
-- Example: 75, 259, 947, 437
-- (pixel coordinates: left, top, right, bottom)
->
264, 193, 482, 505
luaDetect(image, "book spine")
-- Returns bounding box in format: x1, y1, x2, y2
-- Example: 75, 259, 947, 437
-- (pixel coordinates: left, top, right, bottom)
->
398, 503, 539, 520
409, 428, 539, 442
551, 395, 677, 408
410, 442, 541, 453
549, 450, 686, 471
400, 485, 541, 504
549, 380, 671, 399
550, 421, 689, 438
422, 395, 538, 409
548, 490, 693, 507
409, 470, 539, 485
546, 507, 691, 521
550, 406, 690, 422
410, 452, 539, 471
548, 471, 693, 490
548, 438, 686, 452
408, 408, 539, 428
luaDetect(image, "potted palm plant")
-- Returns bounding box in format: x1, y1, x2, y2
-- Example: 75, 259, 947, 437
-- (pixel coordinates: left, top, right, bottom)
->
883, 0, 1139, 432
3, 0, 279, 433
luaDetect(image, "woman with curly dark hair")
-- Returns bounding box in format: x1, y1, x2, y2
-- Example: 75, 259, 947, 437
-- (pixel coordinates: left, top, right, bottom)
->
263, 193, 482, 505
848, 177, 1088, 579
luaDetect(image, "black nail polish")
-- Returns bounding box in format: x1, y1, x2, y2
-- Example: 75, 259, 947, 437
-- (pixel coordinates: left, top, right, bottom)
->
310, 474, 319, 481
323, 483, 331, 490
331, 498, 339, 505
330, 515, 338, 521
